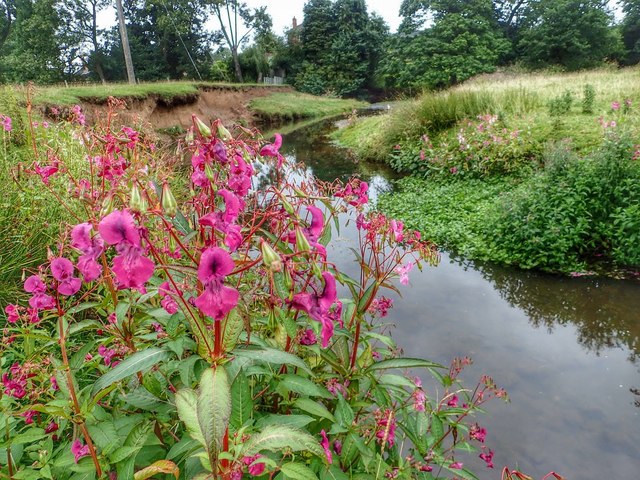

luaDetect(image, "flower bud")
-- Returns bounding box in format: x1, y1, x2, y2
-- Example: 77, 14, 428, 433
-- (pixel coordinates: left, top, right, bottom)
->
261, 240, 282, 272
100, 195, 114, 217
295, 228, 311, 253
216, 121, 232, 141
129, 184, 144, 213
281, 196, 295, 216
185, 128, 195, 145
192, 115, 211, 138
293, 186, 308, 198
161, 182, 178, 217
204, 163, 215, 182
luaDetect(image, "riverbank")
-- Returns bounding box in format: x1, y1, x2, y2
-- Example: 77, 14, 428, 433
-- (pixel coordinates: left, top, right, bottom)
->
333, 67, 640, 276
18, 81, 365, 129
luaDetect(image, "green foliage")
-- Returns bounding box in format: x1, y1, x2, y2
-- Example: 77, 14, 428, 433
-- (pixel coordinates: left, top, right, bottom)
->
248, 92, 366, 122
293, 0, 388, 97
380, 134, 640, 273
582, 84, 596, 114
0, 0, 66, 83
517, 0, 623, 71
620, 0, 640, 65
389, 114, 542, 178
380, 0, 509, 91
548, 89, 574, 117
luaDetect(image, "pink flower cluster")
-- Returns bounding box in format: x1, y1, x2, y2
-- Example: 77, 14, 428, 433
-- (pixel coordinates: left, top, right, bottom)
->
1, 115, 12, 132
375, 409, 397, 448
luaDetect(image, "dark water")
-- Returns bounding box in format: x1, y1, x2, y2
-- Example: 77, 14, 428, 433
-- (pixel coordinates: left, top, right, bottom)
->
278, 118, 640, 479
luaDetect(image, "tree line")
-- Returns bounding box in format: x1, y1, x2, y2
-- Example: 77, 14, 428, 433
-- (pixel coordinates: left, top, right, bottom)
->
0, 0, 638, 95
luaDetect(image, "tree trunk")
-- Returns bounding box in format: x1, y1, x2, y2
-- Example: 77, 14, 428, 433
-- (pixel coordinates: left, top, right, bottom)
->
232, 48, 243, 83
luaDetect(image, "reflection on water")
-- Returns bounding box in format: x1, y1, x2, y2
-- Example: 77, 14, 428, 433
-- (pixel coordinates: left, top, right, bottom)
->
279, 117, 640, 479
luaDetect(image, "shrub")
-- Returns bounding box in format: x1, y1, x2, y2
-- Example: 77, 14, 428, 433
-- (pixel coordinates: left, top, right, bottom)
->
0, 104, 508, 479
548, 89, 574, 117
582, 84, 596, 114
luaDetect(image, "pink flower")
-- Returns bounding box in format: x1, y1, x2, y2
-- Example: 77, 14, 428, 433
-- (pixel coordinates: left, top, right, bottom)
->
2, 115, 12, 132
479, 449, 494, 468
611, 101, 620, 111
450, 166, 458, 174
375, 409, 396, 447
390, 219, 404, 242
71, 105, 86, 126
21, 410, 37, 424
305, 206, 324, 243
320, 430, 332, 464
34, 162, 59, 185
51, 257, 82, 296
194, 248, 239, 321
45, 421, 59, 434
24, 275, 55, 310
71, 439, 90, 463
259, 133, 284, 168
161, 295, 179, 315
449, 461, 463, 470
99, 210, 154, 291
5, 304, 19, 324
291, 271, 340, 348
50, 376, 59, 391
99, 210, 140, 247
368, 297, 393, 318
412, 388, 426, 412
395, 262, 414, 286
447, 394, 459, 407
71, 223, 104, 282
299, 328, 317, 345
242, 454, 266, 476
470, 424, 486, 443
98, 345, 117, 366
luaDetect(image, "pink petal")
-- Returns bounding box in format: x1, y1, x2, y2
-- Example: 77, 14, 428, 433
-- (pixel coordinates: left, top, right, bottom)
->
98, 210, 140, 247
197, 248, 234, 283
194, 282, 239, 320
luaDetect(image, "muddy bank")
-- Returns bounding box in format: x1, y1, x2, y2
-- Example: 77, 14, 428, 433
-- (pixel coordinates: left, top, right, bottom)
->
47, 85, 294, 130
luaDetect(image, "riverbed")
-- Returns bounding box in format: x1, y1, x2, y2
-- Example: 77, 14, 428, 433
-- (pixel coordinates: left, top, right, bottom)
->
276, 117, 640, 479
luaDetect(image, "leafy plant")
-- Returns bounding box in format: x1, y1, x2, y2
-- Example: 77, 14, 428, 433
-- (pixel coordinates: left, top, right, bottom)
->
582, 84, 596, 114
0, 103, 508, 479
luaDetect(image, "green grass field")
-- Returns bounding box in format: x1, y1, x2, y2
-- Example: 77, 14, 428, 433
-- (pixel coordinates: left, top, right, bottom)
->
249, 92, 366, 122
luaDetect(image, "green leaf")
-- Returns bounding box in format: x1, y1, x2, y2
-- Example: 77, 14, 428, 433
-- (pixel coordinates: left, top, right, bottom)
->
86, 422, 119, 454
357, 282, 377, 314
334, 395, 354, 427
233, 346, 312, 375
230, 371, 252, 430
92, 348, 170, 394
255, 414, 315, 430
176, 389, 206, 448
281, 462, 319, 480
365, 358, 444, 373
320, 465, 349, 480
293, 398, 335, 422
223, 310, 244, 351
241, 425, 324, 458
279, 374, 332, 399
8, 429, 47, 445
197, 366, 231, 455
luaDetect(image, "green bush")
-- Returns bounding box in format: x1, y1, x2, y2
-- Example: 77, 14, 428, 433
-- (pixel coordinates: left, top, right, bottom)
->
582, 84, 596, 114
548, 89, 574, 117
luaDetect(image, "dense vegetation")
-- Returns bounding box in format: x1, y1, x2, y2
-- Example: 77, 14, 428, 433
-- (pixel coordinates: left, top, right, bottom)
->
1, 1, 638, 96
334, 68, 640, 275
0, 103, 527, 479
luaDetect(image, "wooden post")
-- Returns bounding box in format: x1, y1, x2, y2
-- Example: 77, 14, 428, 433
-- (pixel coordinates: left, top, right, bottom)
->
116, 0, 136, 84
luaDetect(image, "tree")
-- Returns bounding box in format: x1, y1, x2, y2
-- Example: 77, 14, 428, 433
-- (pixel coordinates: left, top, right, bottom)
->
209, 0, 271, 82
380, 0, 509, 90
59, 0, 110, 82
101, 0, 216, 82
620, 0, 640, 64
293, 0, 388, 97
517, 0, 622, 70
0, 0, 66, 83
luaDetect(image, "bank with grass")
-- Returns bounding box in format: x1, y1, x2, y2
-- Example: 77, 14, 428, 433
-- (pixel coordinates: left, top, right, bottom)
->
334, 67, 640, 275
24, 81, 366, 130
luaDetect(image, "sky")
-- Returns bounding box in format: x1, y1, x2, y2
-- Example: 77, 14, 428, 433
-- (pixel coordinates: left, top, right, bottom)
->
97, 1, 403, 36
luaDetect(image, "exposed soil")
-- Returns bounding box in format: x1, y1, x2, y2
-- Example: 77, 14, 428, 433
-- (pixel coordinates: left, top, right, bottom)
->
46, 85, 294, 131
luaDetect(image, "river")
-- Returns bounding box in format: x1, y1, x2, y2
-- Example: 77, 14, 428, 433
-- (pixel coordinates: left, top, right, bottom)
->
273, 116, 640, 479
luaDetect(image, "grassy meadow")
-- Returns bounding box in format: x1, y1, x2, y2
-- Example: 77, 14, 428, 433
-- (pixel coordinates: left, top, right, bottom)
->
334, 66, 640, 275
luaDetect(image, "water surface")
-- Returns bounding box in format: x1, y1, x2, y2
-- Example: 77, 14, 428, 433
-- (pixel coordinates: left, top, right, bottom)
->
279, 118, 640, 479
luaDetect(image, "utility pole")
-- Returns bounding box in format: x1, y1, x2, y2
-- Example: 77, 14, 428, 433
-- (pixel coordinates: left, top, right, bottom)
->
116, 0, 136, 84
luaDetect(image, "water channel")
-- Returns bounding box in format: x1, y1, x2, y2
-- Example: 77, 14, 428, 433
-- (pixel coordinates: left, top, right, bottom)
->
272, 116, 640, 478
